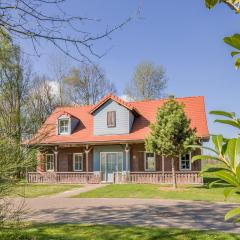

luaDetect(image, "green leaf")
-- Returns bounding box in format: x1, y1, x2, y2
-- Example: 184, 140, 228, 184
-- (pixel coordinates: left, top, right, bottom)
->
201, 167, 232, 175
205, 0, 218, 9
225, 207, 240, 221
233, 217, 240, 224
223, 187, 236, 199
214, 119, 240, 129
192, 155, 221, 163
236, 165, 240, 182
235, 58, 240, 69
212, 135, 223, 153
227, 138, 240, 170
224, 34, 240, 51
188, 145, 218, 154
209, 110, 235, 119
214, 170, 240, 187
208, 179, 222, 188
231, 51, 240, 57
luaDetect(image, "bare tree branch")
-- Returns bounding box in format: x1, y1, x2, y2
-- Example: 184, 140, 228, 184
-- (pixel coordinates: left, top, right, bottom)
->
0, 0, 138, 61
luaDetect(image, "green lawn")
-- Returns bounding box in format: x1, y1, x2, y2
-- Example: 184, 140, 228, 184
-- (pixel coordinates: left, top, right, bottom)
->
0, 224, 239, 240
13, 183, 81, 198
74, 184, 240, 203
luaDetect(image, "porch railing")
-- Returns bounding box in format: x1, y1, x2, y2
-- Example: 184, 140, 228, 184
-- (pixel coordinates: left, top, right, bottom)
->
115, 171, 203, 184
28, 172, 101, 184
28, 171, 202, 184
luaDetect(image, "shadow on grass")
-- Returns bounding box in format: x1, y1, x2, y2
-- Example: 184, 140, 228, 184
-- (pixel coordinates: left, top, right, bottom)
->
1, 223, 240, 240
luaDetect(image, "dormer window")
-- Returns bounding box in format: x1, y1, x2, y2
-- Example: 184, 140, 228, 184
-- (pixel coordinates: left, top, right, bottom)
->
107, 111, 116, 128
58, 118, 70, 135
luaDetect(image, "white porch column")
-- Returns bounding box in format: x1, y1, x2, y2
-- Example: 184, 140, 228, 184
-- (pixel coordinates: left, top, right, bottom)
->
85, 145, 92, 172
125, 144, 130, 171
53, 146, 58, 172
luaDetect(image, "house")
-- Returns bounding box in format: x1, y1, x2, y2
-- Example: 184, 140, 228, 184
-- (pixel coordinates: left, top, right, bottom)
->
27, 93, 209, 184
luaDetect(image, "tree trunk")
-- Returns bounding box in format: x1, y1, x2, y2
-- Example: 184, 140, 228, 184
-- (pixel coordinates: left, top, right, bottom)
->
171, 158, 177, 189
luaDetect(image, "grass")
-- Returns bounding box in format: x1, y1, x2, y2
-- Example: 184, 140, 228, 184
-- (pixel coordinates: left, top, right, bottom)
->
13, 183, 81, 198
74, 184, 240, 203
0, 223, 239, 240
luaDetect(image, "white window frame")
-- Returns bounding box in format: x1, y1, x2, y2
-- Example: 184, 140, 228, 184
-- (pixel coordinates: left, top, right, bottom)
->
179, 152, 192, 171
73, 153, 83, 171
100, 152, 124, 173
144, 152, 156, 171
45, 154, 54, 172
58, 118, 70, 135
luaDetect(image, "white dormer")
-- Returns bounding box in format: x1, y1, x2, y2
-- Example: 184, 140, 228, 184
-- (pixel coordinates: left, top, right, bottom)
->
57, 113, 79, 135
58, 115, 70, 135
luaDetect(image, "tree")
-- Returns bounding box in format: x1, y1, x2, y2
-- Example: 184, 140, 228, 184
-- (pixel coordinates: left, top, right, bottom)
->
48, 53, 71, 106
0, 0, 134, 62
145, 98, 196, 188
0, 32, 31, 143
24, 75, 60, 136
124, 61, 167, 101
0, 135, 36, 226
191, 111, 240, 222
64, 63, 116, 105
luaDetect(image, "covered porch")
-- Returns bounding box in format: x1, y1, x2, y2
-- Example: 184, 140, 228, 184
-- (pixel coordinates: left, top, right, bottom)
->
29, 142, 203, 184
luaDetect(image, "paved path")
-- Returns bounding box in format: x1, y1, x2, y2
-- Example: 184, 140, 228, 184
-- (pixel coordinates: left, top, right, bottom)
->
18, 186, 240, 233
50, 184, 106, 198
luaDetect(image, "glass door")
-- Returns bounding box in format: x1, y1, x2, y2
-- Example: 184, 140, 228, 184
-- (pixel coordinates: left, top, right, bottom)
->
106, 153, 117, 182
100, 152, 123, 182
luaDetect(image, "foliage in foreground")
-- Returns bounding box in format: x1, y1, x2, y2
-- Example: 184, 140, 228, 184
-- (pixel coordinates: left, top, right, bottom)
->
204, 0, 240, 68
0, 223, 239, 240
191, 110, 240, 222
0, 136, 36, 225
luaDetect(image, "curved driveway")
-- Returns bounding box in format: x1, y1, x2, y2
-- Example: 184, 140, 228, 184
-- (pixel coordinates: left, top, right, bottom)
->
19, 185, 240, 233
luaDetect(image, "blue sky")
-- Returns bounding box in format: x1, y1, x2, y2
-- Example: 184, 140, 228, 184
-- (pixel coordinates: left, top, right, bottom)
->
19, 0, 240, 138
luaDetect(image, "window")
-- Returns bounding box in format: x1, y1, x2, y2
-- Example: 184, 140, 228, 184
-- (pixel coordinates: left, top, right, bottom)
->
58, 118, 70, 135
180, 153, 191, 170
145, 152, 156, 171
73, 153, 83, 171
107, 111, 116, 127
45, 154, 54, 171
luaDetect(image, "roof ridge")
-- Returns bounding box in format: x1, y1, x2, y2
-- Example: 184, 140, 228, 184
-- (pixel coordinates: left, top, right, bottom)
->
129, 96, 204, 104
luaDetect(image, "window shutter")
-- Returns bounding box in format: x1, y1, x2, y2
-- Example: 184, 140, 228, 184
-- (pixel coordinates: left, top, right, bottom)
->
107, 111, 116, 127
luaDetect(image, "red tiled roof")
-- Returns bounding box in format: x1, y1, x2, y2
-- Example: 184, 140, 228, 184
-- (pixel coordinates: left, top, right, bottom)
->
28, 95, 209, 145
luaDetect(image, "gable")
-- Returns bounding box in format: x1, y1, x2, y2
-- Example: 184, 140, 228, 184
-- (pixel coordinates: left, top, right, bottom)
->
93, 99, 134, 136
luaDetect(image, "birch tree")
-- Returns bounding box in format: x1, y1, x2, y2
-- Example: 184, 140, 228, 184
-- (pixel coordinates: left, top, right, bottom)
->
124, 61, 167, 101
64, 63, 116, 105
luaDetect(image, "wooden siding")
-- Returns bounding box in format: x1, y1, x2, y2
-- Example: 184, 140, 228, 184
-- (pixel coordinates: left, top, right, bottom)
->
93, 99, 133, 135
36, 147, 93, 173
130, 144, 201, 172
